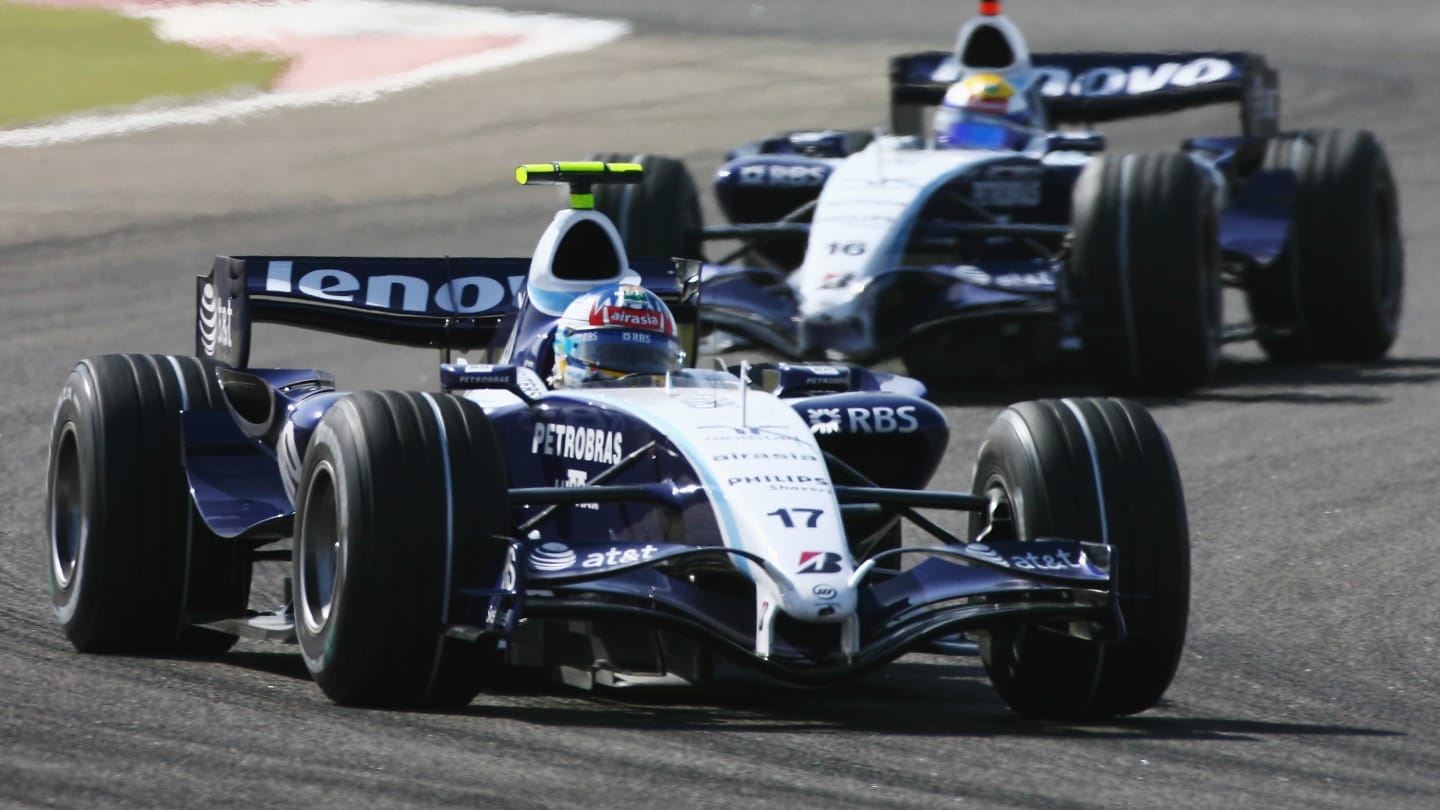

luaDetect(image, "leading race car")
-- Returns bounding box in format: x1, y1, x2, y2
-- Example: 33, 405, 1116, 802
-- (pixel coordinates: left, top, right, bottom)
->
590, 1, 1402, 394
46, 163, 1191, 720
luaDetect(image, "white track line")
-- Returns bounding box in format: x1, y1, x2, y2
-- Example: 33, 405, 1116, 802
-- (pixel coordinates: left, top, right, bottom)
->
0, 0, 628, 148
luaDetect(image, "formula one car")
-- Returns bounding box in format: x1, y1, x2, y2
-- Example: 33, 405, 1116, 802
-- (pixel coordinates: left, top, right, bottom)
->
590, 1, 1402, 394
46, 163, 1190, 720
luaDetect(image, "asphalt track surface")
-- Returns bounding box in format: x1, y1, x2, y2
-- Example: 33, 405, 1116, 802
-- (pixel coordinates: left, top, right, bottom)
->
3, 1, 1440, 807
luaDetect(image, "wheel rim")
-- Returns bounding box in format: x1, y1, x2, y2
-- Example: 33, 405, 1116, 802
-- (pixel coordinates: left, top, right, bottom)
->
50, 424, 85, 591
298, 461, 341, 635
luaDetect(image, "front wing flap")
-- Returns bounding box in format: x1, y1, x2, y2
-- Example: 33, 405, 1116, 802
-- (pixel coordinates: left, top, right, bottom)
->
457, 536, 1119, 684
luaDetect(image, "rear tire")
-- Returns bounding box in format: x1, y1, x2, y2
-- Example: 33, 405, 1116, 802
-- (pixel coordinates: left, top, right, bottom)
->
589, 152, 704, 260
969, 398, 1190, 720
1069, 152, 1222, 394
293, 391, 511, 707
47, 354, 250, 655
1245, 129, 1403, 361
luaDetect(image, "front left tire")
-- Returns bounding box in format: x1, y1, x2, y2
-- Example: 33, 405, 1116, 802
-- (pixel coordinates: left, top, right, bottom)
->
969, 398, 1190, 720
293, 391, 511, 707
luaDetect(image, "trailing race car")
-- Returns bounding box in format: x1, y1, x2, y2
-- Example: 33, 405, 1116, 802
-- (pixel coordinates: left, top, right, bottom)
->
45, 163, 1191, 720
590, 1, 1403, 394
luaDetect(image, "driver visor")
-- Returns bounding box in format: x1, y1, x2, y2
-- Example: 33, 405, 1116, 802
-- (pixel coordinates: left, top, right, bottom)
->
564, 327, 685, 376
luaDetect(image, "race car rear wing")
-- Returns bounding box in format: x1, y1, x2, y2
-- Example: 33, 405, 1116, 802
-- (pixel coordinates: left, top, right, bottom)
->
889, 50, 1279, 140
196, 254, 692, 368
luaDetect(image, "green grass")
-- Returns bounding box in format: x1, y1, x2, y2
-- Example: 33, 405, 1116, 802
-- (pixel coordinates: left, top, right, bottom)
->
0, 2, 288, 128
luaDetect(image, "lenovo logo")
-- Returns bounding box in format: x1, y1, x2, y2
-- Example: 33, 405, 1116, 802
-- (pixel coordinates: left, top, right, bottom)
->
1036, 57, 1237, 98
264, 260, 517, 315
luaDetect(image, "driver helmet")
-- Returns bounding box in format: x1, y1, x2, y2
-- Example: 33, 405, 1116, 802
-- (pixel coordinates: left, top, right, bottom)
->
550, 283, 686, 388
933, 73, 1040, 151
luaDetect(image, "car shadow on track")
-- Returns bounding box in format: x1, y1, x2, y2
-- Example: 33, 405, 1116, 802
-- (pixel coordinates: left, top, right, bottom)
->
456, 658, 1402, 741
213, 649, 1401, 741
921, 356, 1440, 409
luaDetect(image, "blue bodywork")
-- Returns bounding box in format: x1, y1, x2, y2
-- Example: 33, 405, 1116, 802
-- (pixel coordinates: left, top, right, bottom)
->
688, 46, 1300, 374
179, 240, 1121, 681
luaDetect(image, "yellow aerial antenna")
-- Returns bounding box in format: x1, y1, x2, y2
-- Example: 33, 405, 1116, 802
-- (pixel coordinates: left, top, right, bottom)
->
514, 161, 644, 209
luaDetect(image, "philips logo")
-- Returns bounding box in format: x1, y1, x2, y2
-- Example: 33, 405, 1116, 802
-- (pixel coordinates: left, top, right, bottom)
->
264, 260, 516, 315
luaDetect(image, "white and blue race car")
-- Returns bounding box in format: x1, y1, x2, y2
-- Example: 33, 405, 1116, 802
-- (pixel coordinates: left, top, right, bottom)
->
46, 163, 1190, 720
593, 1, 1402, 394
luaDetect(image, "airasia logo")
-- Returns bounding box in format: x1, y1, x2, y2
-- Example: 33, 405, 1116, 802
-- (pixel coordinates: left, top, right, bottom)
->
592, 305, 664, 330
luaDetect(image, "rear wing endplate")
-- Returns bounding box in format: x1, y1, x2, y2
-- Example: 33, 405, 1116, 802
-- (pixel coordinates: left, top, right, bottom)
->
890, 49, 1279, 139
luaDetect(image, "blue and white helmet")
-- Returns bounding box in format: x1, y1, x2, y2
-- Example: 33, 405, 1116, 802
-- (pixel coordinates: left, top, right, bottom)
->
550, 284, 686, 388
933, 73, 1041, 151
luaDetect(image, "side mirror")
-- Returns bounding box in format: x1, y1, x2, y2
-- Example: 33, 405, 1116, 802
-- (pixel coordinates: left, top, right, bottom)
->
440, 363, 547, 404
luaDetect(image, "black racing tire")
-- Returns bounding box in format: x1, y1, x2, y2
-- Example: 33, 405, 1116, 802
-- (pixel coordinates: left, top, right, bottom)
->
1069, 152, 1223, 394
1245, 129, 1403, 361
969, 398, 1190, 720
294, 391, 511, 707
47, 354, 250, 655
589, 152, 704, 260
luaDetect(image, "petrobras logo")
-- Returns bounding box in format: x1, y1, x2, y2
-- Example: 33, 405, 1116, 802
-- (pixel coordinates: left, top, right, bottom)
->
532, 422, 623, 465
263, 259, 517, 315
198, 281, 233, 356
1035, 57, 1238, 98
